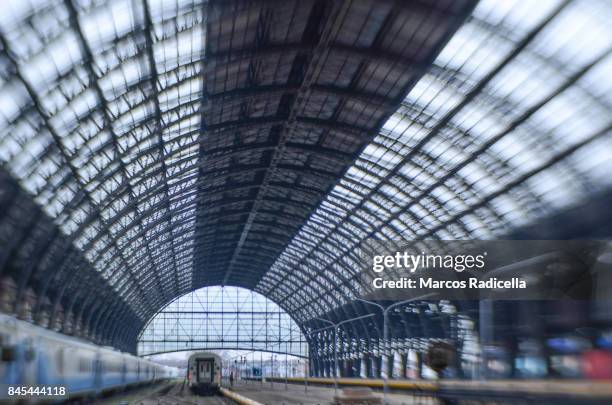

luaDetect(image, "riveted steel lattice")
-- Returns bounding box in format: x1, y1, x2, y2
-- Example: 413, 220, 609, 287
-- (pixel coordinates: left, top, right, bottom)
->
0, 0, 610, 357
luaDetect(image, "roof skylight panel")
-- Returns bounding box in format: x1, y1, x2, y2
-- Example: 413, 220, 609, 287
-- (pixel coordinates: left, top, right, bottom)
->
421, 137, 469, 167
319, 199, 348, 219
431, 187, 467, 215
107, 87, 144, 119
538, 2, 610, 71
380, 115, 414, 142
43, 186, 70, 218
570, 136, 612, 187
345, 166, 378, 188
435, 23, 508, 84
530, 168, 585, 210
51, 87, 98, 133
360, 142, 388, 161
21, 30, 82, 92
379, 183, 408, 204
3, 6, 71, 61
534, 88, 609, 146
27, 168, 63, 209
462, 214, 492, 237
0, 78, 28, 124
487, 194, 531, 228
378, 224, 402, 240
102, 56, 146, 98
357, 204, 383, 225
459, 161, 498, 194
332, 183, 362, 205
8, 126, 48, 173
397, 163, 436, 188
407, 73, 464, 117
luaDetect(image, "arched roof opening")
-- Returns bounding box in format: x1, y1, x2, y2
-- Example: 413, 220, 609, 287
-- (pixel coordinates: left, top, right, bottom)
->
137, 286, 307, 357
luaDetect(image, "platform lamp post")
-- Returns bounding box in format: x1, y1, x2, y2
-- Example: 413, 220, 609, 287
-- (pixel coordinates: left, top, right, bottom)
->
303, 356, 309, 394
242, 356, 247, 384
302, 344, 311, 395
355, 293, 436, 405
313, 313, 376, 397
233, 359, 237, 387
271, 355, 275, 389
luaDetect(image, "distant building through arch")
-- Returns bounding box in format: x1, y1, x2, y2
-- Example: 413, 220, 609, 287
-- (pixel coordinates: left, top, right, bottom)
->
137, 286, 308, 357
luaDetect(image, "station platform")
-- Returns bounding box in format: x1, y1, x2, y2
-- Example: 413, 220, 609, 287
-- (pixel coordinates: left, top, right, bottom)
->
226, 378, 612, 405
225, 379, 427, 405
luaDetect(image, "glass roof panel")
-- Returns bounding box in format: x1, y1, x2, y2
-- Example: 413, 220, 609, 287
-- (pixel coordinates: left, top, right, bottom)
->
258, 0, 612, 321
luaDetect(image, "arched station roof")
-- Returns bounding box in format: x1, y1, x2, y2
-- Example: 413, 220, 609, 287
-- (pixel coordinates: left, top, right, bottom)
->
0, 0, 610, 352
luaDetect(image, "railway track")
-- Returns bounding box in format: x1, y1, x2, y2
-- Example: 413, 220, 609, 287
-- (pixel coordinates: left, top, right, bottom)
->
134, 381, 236, 405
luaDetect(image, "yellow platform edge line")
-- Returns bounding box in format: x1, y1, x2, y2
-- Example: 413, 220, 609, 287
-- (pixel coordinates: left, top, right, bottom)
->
266, 377, 438, 391
263, 378, 612, 397
220, 387, 266, 405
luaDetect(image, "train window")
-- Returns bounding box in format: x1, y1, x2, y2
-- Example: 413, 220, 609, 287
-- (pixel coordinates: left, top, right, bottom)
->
56, 349, 64, 374
105, 361, 121, 372
79, 357, 91, 372
1, 346, 16, 362
24, 339, 35, 361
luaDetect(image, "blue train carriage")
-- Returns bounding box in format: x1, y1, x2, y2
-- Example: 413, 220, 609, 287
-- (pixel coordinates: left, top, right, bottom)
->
97, 347, 125, 391
187, 352, 222, 394
0, 314, 35, 386
37, 326, 99, 395
0, 313, 178, 402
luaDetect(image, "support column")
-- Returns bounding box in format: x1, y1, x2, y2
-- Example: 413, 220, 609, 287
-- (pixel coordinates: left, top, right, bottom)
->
416, 351, 423, 379
381, 353, 388, 379
479, 299, 494, 379
372, 355, 380, 378
400, 351, 408, 379
350, 358, 357, 377
392, 350, 401, 379
360, 355, 367, 378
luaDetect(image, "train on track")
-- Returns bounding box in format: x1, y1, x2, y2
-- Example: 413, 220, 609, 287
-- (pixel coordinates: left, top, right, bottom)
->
0, 314, 179, 401
188, 352, 222, 394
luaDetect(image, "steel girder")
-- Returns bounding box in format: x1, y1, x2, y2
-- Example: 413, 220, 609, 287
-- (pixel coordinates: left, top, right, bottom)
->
257, 0, 612, 324
0, 0, 478, 351
195, 0, 477, 292
1, 0, 610, 357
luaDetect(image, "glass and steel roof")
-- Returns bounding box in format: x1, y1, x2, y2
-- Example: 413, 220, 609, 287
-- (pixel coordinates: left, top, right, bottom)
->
0, 0, 610, 351
257, 0, 612, 322
0, 0, 207, 349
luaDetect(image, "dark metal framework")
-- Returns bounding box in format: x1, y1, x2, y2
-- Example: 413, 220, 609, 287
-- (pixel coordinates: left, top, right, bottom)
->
257, 0, 612, 321
0, 0, 610, 362
258, 0, 612, 376
194, 0, 478, 289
